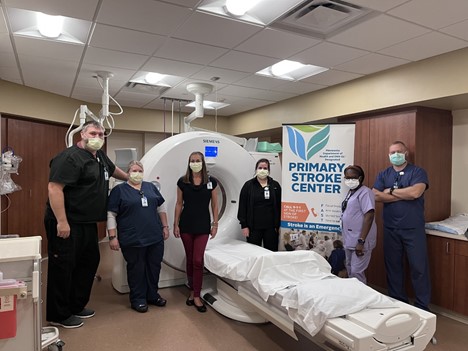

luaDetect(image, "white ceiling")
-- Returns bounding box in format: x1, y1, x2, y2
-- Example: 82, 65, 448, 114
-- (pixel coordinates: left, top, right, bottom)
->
1, 0, 468, 116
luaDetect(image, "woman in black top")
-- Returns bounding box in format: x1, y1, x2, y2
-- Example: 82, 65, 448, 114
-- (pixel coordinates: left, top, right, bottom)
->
174, 151, 218, 313
238, 158, 282, 251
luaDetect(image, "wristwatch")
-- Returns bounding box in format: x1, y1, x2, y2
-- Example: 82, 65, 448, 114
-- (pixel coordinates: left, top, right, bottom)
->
389, 187, 395, 195
357, 238, 366, 245
108, 235, 117, 241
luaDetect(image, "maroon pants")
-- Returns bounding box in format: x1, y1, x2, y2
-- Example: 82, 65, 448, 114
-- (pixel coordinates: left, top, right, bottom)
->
180, 233, 209, 298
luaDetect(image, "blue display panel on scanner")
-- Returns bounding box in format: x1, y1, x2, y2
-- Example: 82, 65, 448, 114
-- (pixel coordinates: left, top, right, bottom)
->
205, 146, 218, 157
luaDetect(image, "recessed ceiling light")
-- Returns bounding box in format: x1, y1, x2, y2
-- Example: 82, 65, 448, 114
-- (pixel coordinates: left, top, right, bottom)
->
145, 72, 165, 85
225, 0, 262, 17
37, 12, 63, 38
197, 0, 305, 26
271, 60, 305, 76
186, 100, 230, 110
8, 8, 91, 44
256, 60, 328, 81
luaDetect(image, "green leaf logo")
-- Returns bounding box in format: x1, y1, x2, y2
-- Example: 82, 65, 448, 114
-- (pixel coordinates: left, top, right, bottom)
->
287, 125, 330, 160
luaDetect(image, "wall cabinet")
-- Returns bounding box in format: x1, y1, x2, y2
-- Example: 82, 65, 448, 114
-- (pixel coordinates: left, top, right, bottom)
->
426, 234, 454, 310
426, 234, 468, 315
340, 107, 453, 289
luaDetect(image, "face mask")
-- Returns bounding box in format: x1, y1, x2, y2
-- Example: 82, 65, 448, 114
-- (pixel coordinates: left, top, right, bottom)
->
129, 171, 143, 184
344, 179, 360, 189
189, 162, 203, 173
256, 169, 269, 179
389, 152, 406, 166
86, 137, 104, 151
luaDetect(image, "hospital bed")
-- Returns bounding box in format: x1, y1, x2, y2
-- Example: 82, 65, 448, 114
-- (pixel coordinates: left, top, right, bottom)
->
138, 131, 436, 351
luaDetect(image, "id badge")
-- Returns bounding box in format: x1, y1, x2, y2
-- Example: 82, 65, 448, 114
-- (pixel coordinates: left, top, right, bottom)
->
207, 181, 213, 189
104, 170, 109, 180
264, 190, 270, 199
141, 196, 148, 207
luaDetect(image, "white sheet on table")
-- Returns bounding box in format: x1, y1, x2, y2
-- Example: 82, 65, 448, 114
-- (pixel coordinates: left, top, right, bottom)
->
205, 241, 334, 300
425, 213, 468, 235
281, 277, 396, 336
247, 250, 334, 300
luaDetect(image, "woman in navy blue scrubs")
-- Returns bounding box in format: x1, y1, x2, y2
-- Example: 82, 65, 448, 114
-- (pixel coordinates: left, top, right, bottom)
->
107, 161, 170, 313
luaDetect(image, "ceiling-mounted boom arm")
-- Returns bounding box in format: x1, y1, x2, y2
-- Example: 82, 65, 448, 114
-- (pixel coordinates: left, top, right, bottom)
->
184, 82, 214, 132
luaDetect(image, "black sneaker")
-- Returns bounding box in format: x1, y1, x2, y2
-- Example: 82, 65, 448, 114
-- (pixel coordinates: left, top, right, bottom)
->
74, 308, 95, 319
50, 316, 84, 329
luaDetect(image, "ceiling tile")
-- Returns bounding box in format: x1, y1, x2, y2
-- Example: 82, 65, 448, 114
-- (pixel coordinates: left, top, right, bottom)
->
97, 0, 192, 35
379, 32, 468, 62
302, 69, 363, 86
335, 53, 409, 75
0, 51, 17, 67
19, 54, 78, 95
84, 47, 149, 70
0, 34, 14, 53
190, 67, 250, 84
271, 81, 326, 95
14, 36, 84, 60
349, 0, 408, 12
114, 90, 157, 105
328, 14, 430, 51
234, 74, 286, 90
173, 11, 261, 49
90, 24, 166, 56
141, 57, 204, 77
220, 85, 296, 102
209, 51, 278, 73
388, 0, 468, 30
235, 28, 321, 59
158, 0, 200, 8
154, 38, 228, 65
440, 19, 468, 41
291, 42, 368, 68
78, 63, 137, 84
0, 8, 8, 33
74, 74, 124, 96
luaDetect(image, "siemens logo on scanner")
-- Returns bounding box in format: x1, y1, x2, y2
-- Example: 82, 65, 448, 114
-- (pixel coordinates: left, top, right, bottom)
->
203, 139, 220, 144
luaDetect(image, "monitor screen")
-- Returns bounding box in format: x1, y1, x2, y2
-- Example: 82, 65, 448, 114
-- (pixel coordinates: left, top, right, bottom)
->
205, 146, 218, 158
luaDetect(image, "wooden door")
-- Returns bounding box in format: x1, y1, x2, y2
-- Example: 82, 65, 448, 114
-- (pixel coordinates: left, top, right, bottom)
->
426, 235, 454, 310
1, 117, 7, 234
4, 118, 69, 253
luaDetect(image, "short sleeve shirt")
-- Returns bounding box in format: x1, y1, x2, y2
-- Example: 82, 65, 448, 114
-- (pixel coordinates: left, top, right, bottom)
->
107, 181, 165, 247
177, 177, 217, 234
341, 185, 377, 250
45, 146, 116, 223
373, 163, 428, 228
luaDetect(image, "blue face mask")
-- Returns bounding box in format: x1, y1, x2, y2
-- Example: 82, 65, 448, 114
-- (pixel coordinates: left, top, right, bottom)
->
389, 152, 406, 166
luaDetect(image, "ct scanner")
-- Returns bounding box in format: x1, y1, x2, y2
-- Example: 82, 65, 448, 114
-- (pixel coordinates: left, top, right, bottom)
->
115, 131, 436, 351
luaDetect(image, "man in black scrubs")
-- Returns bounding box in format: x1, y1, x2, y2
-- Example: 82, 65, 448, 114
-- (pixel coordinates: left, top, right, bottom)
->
44, 121, 128, 328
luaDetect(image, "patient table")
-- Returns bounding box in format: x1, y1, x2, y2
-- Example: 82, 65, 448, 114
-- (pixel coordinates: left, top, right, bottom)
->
139, 131, 436, 351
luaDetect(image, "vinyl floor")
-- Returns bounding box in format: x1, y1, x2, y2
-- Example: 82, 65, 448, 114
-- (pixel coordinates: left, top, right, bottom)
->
41, 243, 468, 351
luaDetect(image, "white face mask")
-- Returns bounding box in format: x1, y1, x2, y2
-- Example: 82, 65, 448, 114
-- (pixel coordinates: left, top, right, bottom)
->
85, 137, 104, 151
129, 171, 143, 184
256, 169, 269, 179
189, 162, 203, 173
344, 179, 360, 189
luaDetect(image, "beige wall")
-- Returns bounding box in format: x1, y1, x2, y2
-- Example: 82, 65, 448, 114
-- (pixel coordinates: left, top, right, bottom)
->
451, 109, 468, 215
0, 80, 230, 134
